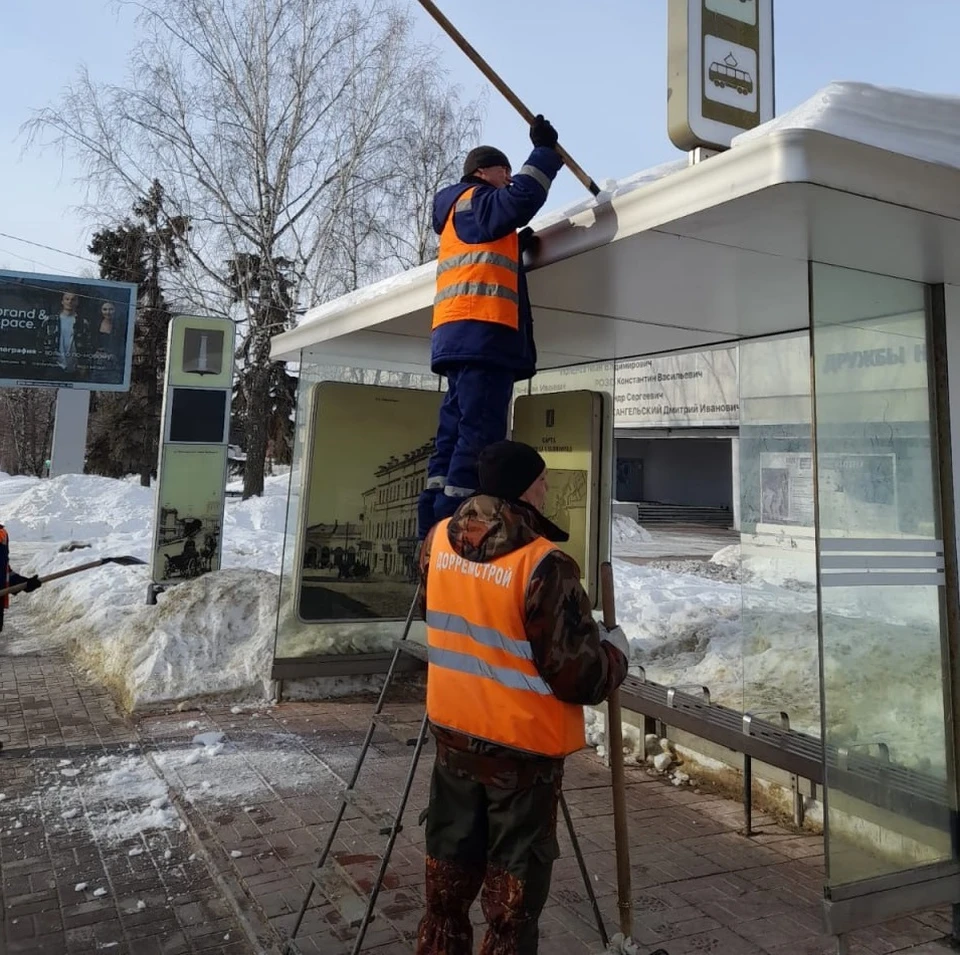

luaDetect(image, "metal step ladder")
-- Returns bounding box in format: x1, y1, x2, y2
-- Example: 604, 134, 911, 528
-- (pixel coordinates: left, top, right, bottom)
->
282, 587, 610, 954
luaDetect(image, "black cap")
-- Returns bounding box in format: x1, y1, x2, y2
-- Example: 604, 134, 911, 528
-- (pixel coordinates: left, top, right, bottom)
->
463, 146, 511, 179
477, 440, 569, 543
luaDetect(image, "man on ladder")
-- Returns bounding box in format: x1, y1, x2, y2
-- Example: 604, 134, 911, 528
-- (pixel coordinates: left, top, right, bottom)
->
416, 116, 564, 541
415, 439, 631, 954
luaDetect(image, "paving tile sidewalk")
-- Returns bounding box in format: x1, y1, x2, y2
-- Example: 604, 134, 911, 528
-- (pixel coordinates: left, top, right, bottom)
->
0, 647, 258, 955
2, 636, 958, 955
137, 701, 956, 955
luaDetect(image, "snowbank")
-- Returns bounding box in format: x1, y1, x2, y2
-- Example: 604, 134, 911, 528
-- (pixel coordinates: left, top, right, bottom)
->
0, 472, 289, 710
611, 512, 653, 550
0, 470, 949, 770
72, 570, 279, 710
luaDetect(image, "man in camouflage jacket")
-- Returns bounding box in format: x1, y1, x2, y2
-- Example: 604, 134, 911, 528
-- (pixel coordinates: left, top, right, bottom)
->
415, 440, 629, 955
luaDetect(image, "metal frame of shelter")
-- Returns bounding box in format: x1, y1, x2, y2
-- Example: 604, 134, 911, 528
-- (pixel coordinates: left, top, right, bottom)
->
269, 121, 960, 951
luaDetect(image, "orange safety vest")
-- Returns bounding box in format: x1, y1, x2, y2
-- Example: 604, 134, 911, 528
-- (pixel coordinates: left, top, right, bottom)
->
425, 519, 587, 758
432, 187, 521, 331
0, 526, 10, 609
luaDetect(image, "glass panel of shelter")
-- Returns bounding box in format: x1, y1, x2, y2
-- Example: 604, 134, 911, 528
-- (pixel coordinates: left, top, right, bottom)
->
810, 263, 957, 888
739, 331, 821, 739
273, 354, 442, 662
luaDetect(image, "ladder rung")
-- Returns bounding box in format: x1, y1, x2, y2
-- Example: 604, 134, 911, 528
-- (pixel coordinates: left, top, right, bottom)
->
313, 862, 376, 928
373, 712, 431, 748
342, 787, 401, 835
397, 640, 428, 662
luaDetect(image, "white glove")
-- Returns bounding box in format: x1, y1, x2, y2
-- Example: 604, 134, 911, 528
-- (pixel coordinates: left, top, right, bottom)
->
598, 623, 630, 660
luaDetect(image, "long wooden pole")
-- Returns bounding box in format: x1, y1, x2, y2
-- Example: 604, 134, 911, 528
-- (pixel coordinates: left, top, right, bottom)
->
416, 0, 601, 197
600, 561, 634, 941
0, 556, 144, 598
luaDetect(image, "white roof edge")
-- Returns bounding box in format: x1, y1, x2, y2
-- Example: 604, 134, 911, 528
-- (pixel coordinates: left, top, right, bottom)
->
270, 131, 791, 362
271, 122, 960, 362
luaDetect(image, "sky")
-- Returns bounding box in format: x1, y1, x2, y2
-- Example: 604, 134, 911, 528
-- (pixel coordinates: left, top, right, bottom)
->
2, 0, 960, 279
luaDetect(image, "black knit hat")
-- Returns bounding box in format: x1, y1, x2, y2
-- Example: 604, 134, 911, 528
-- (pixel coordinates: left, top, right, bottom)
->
478, 440, 569, 542
463, 145, 511, 178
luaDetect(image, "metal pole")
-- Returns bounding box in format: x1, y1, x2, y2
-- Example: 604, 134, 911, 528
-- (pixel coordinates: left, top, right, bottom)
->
351, 712, 431, 954
415, 0, 601, 197
560, 791, 608, 947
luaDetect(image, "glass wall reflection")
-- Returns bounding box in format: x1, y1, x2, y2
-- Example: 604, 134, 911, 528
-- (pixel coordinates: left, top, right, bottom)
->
812, 263, 955, 887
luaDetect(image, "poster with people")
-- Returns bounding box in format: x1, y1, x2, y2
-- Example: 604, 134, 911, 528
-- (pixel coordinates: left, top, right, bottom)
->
0, 270, 136, 390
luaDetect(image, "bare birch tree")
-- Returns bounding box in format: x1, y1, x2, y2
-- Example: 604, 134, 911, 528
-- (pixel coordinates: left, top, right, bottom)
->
0, 389, 57, 477
24, 0, 482, 497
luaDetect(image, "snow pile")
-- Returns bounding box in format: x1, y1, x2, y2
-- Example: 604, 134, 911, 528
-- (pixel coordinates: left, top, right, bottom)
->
0, 469, 949, 769
2, 473, 151, 543
71, 570, 279, 710
735, 81, 960, 172
0, 472, 289, 709
611, 512, 653, 550
613, 542, 948, 771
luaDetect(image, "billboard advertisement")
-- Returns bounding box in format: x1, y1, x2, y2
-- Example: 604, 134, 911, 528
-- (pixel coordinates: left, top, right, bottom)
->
0, 270, 136, 391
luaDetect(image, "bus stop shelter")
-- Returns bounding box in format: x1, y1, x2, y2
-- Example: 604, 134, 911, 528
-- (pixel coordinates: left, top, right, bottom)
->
270, 83, 960, 950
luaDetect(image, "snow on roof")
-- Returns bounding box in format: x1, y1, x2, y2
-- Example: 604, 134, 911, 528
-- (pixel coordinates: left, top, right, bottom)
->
290, 82, 960, 335
291, 157, 688, 333
734, 81, 960, 171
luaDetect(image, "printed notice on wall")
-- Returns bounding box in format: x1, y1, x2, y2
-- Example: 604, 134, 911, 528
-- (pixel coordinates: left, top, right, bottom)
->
512, 390, 603, 603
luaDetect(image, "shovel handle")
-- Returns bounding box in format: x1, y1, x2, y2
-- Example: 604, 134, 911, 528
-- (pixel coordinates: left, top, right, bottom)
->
0, 559, 105, 599
416, 0, 601, 196
600, 561, 634, 939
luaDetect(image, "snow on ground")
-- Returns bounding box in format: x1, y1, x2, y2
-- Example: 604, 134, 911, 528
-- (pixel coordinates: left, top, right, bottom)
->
1, 723, 341, 851
612, 521, 947, 772
611, 512, 653, 552
0, 471, 290, 708
0, 471, 947, 771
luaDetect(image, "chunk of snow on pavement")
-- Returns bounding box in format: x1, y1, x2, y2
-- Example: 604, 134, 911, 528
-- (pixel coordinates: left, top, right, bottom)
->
128, 847, 144, 856
230, 850, 242, 858
74, 882, 87, 892
93, 887, 107, 897
192, 732, 225, 747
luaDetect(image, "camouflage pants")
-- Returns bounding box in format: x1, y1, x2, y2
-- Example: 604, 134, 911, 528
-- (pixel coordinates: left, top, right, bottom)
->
415, 759, 561, 955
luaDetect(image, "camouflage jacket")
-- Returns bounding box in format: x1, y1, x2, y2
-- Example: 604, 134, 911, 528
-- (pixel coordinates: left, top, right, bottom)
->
419, 495, 628, 786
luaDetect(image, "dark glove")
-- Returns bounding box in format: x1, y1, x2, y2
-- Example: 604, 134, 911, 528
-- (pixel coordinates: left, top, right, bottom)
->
24, 576, 41, 593
530, 114, 559, 150
518, 227, 540, 256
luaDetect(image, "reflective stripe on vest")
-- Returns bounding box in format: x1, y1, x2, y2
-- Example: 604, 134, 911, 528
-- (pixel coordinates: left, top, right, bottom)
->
425, 520, 587, 758
432, 186, 521, 331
